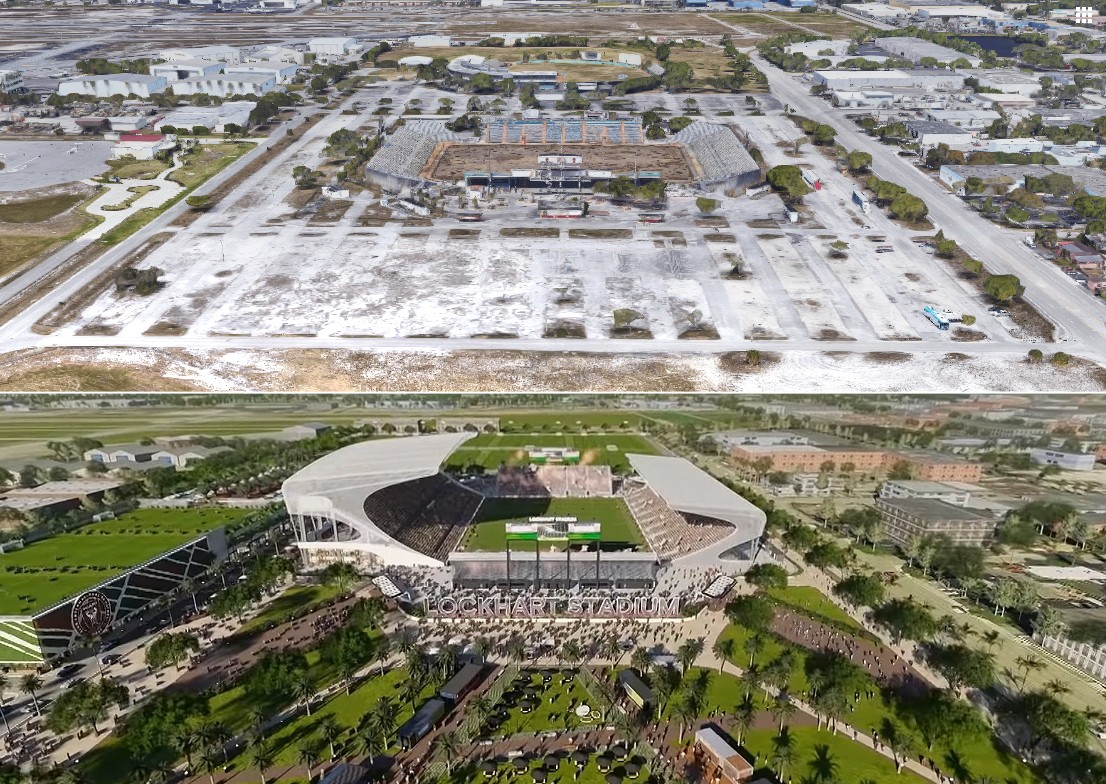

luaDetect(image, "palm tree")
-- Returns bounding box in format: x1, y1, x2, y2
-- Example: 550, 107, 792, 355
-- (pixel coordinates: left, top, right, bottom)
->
470, 695, 493, 729
809, 744, 839, 784
199, 747, 222, 784
981, 630, 1001, 652
294, 673, 316, 716
770, 727, 796, 779
433, 731, 462, 774
20, 674, 43, 718
297, 741, 320, 782
733, 694, 757, 745
675, 694, 698, 743
676, 637, 704, 674
250, 741, 275, 784
562, 640, 583, 668
712, 637, 735, 674
173, 726, 201, 771
318, 714, 343, 760
630, 647, 651, 675
771, 689, 796, 731
373, 695, 400, 746
744, 633, 765, 667
359, 716, 387, 766
739, 663, 763, 702
249, 706, 268, 737
1014, 655, 1045, 693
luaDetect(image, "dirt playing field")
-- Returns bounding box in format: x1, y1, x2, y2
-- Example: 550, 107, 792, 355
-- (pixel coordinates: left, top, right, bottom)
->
426, 142, 696, 182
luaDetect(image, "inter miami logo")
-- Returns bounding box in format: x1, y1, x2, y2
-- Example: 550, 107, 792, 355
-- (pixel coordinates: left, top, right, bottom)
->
71, 591, 113, 637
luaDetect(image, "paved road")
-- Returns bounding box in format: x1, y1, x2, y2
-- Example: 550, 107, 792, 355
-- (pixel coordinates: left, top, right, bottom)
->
750, 53, 1106, 361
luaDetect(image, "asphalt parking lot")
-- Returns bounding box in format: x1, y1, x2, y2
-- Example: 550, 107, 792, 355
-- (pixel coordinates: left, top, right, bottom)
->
0, 140, 112, 192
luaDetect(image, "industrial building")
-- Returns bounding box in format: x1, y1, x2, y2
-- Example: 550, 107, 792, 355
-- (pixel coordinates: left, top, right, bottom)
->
149, 59, 226, 82
248, 44, 306, 65
58, 74, 168, 99
308, 37, 360, 57
225, 60, 300, 84
170, 74, 279, 98
161, 45, 241, 65
110, 132, 178, 161
875, 497, 997, 547
874, 36, 981, 66
811, 69, 966, 91
1029, 448, 1096, 472
154, 101, 256, 134
905, 119, 977, 147
963, 69, 1045, 97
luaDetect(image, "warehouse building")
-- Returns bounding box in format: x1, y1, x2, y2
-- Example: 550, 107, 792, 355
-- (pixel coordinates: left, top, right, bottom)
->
812, 69, 966, 91
154, 101, 256, 134
875, 497, 997, 547
0, 69, 25, 93
962, 69, 1045, 97
170, 74, 279, 98
58, 74, 167, 99
308, 37, 360, 57
161, 45, 241, 65
874, 36, 981, 66
225, 60, 301, 84
149, 59, 226, 82
1029, 448, 1096, 472
905, 119, 977, 147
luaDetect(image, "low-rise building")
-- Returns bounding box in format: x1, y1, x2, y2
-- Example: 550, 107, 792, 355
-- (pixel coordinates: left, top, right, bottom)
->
161, 45, 241, 65
712, 431, 814, 448
878, 479, 975, 506
408, 35, 452, 48
308, 37, 359, 57
111, 132, 178, 161
282, 422, 332, 440
170, 75, 279, 99
248, 45, 306, 66
150, 445, 232, 469
963, 69, 1045, 97
875, 497, 997, 547
875, 36, 981, 66
150, 59, 226, 83
225, 60, 300, 85
84, 443, 160, 464
0, 479, 129, 517
59, 74, 167, 99
154, 101, 256, 134
905, 119, 977, 147
1029, 448, 1096, 471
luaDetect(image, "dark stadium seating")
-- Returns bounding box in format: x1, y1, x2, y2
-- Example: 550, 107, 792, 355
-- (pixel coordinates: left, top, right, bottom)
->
622, 481, 732, 559
362, 474, 483, 560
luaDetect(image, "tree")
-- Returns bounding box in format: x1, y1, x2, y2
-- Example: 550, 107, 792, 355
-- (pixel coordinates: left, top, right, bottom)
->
833, 573, 885, 609
927, 644, 995, 693
712, 637, 735, 674
1027, 348, 1044, 363
250, 741, 275, 784
724, 594, 775, 633
46, 678, 129, 736
1051, 352, 1070, 367
984, 274, 1022, 302
145, 632, 201, 672
696, 196, 718, 215
20, 674, 43, 717
321, 561, 359, 594
296, 742, 320, 783
766, 164, 812, 200
744, 563, 788, 591
888, 193, 928, 222
771, 726, 797, 779
318, 714, 343, 760
433, 731, 462, 774
845, 150, 872, 172
870, 597, 938, 644
733, 694, 757, 745
676, 637, 704, 674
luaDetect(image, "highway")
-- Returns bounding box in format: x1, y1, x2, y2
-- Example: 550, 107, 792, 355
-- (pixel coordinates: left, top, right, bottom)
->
751, 53, 1106, 361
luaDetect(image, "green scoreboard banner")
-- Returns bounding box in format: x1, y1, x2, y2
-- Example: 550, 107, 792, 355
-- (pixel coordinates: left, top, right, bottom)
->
506, 518, 601, 541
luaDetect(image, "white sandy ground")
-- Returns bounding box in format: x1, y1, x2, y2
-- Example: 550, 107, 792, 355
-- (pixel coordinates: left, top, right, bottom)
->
1, 347, 1103, 393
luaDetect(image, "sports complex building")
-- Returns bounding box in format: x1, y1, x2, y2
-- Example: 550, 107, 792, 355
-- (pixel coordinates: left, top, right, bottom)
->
0, 529, 228, 664
281, 434, 766, 601
364, 117, 762, 193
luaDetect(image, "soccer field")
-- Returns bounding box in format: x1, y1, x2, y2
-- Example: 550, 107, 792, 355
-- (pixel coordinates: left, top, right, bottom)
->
0, 507, 249, 616
444, 434, 659, 472
463, 497, 646, 552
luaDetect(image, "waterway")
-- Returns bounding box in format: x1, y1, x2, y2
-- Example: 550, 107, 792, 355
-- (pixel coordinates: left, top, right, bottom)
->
951, 35, 1023, 57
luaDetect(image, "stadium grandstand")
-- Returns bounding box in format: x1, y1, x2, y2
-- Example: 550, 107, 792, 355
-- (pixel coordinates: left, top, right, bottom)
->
671, 121, 762, 190
484, 118, 643, 145
364, 120, 471, 188
282, 436, 766, 588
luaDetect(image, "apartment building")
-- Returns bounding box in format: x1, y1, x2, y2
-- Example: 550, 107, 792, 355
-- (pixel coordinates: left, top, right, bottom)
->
730, 444, 982, 481
875, 497, 997, 547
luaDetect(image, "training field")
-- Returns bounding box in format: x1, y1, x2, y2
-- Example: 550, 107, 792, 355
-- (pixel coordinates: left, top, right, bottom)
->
0, 507, 248, 616
445, 433, 658, 472
463, 497, 645, 552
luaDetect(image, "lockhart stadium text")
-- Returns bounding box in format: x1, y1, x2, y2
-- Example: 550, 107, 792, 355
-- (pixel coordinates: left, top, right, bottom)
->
425, 595, 682, 618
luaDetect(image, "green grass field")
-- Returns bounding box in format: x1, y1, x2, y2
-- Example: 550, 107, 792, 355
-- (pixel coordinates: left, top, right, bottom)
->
0, 507, 249, 615
765, 586, 864, 631
464, 498, 644, 552
446, 433, 658, 472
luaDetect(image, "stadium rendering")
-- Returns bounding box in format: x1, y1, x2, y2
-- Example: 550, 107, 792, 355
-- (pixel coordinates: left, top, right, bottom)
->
282, 434, 766, 610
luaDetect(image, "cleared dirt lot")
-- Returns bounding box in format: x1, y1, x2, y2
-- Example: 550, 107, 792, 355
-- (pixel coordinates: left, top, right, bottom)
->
427, 142, 696, 182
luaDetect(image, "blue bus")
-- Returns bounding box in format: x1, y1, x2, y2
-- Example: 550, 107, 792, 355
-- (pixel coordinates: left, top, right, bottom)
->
923, 306, 949, 331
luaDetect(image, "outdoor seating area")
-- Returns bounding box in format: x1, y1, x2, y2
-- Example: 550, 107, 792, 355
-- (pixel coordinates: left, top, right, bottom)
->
622, 482, 732, 559
672, 122, 760, 186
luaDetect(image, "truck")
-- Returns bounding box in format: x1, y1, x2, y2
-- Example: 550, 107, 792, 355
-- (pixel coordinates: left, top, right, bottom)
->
802, 170, 822, 191
398, 699, 446, 750
922, 305, 950, 331
852, 190, 871, 215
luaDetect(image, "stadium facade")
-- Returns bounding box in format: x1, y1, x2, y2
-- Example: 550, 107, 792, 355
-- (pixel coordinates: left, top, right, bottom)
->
0, 529, 228, 664
281, 435, 767, 594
